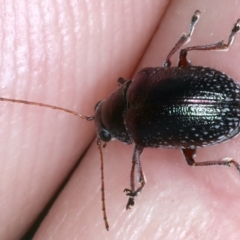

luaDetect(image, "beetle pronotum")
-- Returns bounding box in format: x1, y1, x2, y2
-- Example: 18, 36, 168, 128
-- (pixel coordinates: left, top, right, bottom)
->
1, 10, 240, 230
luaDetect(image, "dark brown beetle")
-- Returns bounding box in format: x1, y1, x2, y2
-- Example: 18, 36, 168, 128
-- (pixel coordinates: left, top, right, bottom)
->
1, 10, 240, 230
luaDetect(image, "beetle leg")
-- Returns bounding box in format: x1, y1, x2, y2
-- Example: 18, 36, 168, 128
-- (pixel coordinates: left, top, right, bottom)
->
118, 77, 127, 85
124, 145, 145, 209
163, 10, 201, 68
182, 149, 240, 174
178, 18, 240, 67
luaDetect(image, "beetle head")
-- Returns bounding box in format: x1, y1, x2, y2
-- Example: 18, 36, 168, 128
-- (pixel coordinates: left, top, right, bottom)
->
94, 81, 132, 144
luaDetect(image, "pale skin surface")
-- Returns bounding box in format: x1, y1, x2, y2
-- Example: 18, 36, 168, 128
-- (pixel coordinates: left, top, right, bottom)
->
1, 0, 240, 239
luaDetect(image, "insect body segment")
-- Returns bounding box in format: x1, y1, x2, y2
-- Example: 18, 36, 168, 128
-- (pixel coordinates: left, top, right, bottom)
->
125, 66, 240, 149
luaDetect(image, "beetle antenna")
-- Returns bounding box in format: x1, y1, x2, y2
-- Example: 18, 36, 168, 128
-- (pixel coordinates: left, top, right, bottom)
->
97, 138, 109, 231
0, 97, 94, 121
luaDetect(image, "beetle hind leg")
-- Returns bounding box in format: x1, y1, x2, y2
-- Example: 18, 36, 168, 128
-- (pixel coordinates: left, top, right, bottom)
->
182, 149, 240, 174
124, 145, 146, 210
163, 10, 201, 68
178, 18, 240, 67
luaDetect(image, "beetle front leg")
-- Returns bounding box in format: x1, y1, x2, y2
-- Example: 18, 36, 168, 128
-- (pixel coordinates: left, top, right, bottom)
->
124, 145, 145, 210
182, 149, 240, 174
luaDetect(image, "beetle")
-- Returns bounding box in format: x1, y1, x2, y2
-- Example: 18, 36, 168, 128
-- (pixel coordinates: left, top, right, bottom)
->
1, 10, 240, 230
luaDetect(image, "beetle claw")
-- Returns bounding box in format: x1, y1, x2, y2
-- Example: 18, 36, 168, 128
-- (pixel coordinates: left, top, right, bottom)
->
124, 188, 137, 197
123, 188, 132, 194
124, 189, 137, 209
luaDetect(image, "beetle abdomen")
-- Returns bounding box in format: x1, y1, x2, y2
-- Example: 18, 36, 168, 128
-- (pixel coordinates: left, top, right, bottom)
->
125, 66, 240, 148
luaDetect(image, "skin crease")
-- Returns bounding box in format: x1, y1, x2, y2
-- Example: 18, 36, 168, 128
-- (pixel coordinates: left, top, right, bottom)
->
1, 0, 240, 239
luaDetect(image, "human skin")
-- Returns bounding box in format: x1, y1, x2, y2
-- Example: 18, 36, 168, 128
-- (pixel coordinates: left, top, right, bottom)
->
1, 0, 240, 239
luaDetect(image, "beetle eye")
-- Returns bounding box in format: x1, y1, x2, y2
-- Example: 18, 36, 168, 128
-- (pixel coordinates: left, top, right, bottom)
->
98, 129, 112, 142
